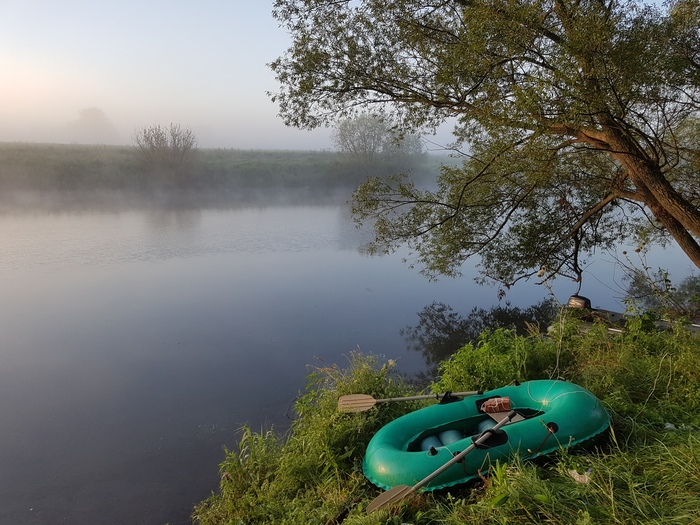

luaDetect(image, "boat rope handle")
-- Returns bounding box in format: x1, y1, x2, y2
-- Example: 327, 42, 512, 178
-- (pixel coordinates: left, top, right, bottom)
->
531, 421, 559, 455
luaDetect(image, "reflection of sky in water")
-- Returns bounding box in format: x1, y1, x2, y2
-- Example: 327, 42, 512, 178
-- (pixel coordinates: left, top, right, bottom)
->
0, 206, 693, 524
0, 206, 370, 271
0, 206, 481, 524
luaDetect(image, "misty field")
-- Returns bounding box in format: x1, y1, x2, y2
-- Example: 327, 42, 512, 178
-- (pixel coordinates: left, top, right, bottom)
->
0, 142, 440, 209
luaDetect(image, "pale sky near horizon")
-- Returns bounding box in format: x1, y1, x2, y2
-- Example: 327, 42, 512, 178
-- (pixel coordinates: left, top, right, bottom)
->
0, 1, 339, 149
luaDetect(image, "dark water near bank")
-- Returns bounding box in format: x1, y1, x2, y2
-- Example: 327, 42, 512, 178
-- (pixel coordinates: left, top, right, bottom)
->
0, 201, 648, 524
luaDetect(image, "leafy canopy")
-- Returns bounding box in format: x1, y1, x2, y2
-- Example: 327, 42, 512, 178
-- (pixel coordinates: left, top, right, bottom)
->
270, 0, 700, 286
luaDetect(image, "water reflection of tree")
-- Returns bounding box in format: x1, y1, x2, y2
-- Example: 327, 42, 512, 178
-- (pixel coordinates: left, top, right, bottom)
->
401, 299, 558, 374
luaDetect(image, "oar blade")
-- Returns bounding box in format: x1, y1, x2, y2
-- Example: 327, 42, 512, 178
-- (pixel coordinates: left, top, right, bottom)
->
366, 484, 413, 513
337, 394, 377, 412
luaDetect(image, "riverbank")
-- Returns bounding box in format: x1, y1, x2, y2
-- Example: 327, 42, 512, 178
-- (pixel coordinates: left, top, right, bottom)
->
0, 142, 442, 193
193, 312, 700, 524
0, 142, 449, 213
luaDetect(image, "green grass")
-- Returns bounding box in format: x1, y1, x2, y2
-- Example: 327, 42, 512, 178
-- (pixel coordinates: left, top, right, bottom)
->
192, 312, 700, 525
0, 142, 444, 195
0, 143, 142, 191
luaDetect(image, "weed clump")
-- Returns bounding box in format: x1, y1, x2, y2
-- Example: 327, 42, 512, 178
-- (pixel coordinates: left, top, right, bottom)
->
194, 352, 416, 524
193, 316, 700, 524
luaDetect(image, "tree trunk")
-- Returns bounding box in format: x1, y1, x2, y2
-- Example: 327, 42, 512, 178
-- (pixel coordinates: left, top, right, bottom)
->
647, 199, 700, 270
626, 162, 700, 239
598, 123, 700, 269
600, 126, 700, 234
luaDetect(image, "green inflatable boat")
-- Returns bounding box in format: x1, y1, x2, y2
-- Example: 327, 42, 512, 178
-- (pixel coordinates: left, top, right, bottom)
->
363, 380, 610, 491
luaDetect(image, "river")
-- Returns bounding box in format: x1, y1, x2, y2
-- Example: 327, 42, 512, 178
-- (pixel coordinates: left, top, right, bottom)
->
0, 199, 645, 524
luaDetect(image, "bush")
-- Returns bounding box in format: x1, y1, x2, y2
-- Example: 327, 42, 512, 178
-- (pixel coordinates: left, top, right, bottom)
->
132, 123, 198, 181
434, 315, 700, 432
431, 328, 564, 392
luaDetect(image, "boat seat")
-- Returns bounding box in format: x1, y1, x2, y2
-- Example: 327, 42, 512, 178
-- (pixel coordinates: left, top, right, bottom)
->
487, 411, 525, 424
480, 396, 525, 424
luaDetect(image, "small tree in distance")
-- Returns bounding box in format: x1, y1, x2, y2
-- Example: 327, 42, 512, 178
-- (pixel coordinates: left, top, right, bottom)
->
332, 113, 423, 166
67, 107, 119, 144
132, 123, 198, 180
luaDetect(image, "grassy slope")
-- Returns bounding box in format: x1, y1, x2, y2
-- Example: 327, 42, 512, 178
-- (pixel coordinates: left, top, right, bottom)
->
193, 311, 700, 525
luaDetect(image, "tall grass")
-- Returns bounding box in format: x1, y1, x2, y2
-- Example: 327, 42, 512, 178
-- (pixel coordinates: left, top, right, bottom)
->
194, 353, 419, 525
0, 143, 141, 191
192, 314, 700, 524
0, 142, 441, 196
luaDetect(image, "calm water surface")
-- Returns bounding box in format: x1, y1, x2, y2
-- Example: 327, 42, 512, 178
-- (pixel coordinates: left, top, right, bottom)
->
0, 203, 631, 524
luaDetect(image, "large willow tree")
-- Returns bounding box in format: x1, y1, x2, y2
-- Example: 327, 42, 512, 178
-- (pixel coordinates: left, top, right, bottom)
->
270, 0, 700, 287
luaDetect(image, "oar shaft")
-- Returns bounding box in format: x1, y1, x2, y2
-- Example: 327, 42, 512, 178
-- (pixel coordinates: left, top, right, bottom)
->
410, 410, 517, 492
375, 391, 481, 404
366, 409, 518, 513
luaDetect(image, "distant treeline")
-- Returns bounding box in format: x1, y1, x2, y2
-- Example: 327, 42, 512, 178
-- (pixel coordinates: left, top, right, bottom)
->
0, 142, 446, 196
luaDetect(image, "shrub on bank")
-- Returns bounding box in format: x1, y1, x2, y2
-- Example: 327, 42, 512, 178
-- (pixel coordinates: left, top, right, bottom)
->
193, 315, 700, 525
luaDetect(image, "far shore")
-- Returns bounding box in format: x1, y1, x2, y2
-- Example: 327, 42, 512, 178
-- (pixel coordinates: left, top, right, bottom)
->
0, 142, 451, 206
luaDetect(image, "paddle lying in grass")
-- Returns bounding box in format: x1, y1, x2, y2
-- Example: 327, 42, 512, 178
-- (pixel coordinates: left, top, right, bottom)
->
366, 410, 518, 513
338, 390, 483, 413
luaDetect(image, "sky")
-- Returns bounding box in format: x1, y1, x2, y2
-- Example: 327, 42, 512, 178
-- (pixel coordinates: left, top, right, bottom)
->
0, 1, 338, 149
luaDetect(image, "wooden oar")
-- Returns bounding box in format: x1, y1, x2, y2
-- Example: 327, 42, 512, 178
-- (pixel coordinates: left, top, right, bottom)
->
338, 391, 482, 413
366, 410, 518, 513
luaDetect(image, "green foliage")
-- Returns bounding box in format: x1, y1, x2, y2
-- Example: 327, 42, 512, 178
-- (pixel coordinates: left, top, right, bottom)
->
0, 143, 142, 193
432, 328, 564, 392
402, 299, 558, 372
332, 113, 425, 169
568, 320, 700, 427
272, 0, 700, 284
193, 317, 700, 524
434, 314, 700, 429
429, 437, 700, 524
